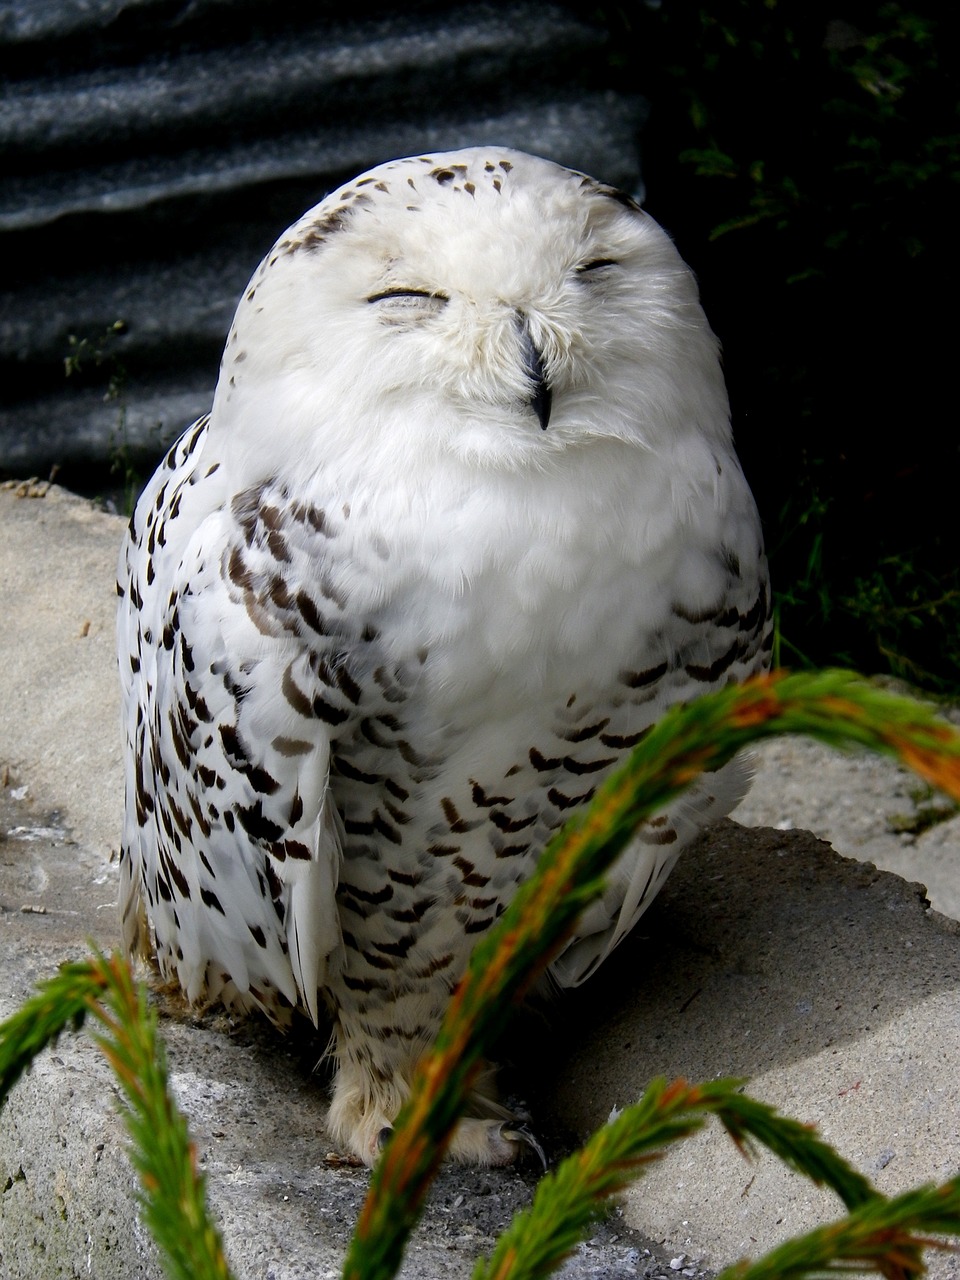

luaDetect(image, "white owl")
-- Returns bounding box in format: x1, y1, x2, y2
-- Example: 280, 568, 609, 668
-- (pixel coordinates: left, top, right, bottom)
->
117, 147, 771, 1166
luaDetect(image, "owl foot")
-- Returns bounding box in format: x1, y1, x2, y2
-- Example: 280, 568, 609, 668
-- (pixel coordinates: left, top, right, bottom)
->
376, 1117, 546, 1168
500, 1122, 548, 1169
454, 1119, 547, 1168
327, 1059, 545, 1167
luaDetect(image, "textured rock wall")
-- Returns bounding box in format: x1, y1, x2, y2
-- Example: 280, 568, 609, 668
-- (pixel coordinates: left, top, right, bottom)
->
0, 1, 645, 486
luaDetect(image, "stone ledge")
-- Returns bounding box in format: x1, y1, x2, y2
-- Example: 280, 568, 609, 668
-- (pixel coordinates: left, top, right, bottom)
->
2, 484, 958, 1278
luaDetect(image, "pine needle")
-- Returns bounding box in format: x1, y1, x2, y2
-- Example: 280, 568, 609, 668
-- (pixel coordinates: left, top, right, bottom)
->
83, 952, 233, 1280
6, 671, 960, 1280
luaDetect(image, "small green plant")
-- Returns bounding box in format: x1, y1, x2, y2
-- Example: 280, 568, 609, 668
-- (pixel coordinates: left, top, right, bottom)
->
886, 781, 959, 837
591, 5, 960, 694
841, 561, 960, 695
3, 670, 960, 1280
64, 320, 151, 515
63, 321, 128, 387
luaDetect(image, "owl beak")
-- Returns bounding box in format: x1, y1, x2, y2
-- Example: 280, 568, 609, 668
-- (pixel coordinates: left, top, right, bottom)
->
517, 313, 552, 431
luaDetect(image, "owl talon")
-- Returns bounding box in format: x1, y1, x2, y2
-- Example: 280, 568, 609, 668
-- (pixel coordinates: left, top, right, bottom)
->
499, 1122, 548, 1170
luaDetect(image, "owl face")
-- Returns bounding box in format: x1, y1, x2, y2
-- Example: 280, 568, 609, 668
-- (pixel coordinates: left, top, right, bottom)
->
214, 149, 728, 475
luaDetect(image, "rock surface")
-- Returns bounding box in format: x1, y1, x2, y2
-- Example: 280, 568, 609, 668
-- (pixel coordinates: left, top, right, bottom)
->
734, 733, 960, 922
1, 482, 959, 1279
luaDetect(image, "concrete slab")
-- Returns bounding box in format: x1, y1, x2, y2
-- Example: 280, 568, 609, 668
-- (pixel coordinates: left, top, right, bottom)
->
0, 479, 123, 860
734, 734, 960, 922
2, 483, 959, 1279
543, 822, 960, 1276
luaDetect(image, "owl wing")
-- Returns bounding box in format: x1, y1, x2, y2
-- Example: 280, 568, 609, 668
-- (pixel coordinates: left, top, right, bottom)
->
119, 441, 347, 1025
550, 488, 773, 989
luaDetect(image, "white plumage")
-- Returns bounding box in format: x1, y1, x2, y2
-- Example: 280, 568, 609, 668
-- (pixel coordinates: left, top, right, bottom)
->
117, 147, 771, 1164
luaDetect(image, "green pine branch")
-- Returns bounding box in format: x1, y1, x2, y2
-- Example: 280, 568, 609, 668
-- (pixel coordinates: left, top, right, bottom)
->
0, 959, 100, 1106
345, 670, 960, 1280
0, 951, 232, 1280
718, 1177, 960, 1280
4, 670, 960, 1280
472, 1077, 885, 1280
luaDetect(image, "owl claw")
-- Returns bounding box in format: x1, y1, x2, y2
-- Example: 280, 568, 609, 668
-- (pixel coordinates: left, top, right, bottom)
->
369, 1117, 544, 1168
499, 1122, 548, 1170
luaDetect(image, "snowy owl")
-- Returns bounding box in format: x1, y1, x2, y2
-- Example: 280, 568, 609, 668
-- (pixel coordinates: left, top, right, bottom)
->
117, 147, 771, 1166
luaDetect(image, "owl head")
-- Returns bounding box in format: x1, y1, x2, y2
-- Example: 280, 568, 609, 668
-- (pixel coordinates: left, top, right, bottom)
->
212, 148, 729, 477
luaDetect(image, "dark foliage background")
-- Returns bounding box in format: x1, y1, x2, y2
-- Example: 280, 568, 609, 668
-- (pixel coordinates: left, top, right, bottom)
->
590, 2, 960, 692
